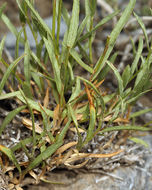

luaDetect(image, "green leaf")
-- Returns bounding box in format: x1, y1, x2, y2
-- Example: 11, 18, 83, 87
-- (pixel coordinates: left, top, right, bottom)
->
0, 3, 6, 18
0, 35, 6, 59
11, 136, 40, 152
97, 52, 118, 82
77, 10, 119, 43
107, 61, 124, 96
68, 77, 81, 103
19, 88, 37, 151
122, 65, 131, 88
0, 145, 21, 173
77, 15, 89, 39
61, 3, 70, 26
85, 0, 96, 18
0, 54, 25, 95
129, 137, 149, 148
1, 14, 24, 44
93, 0, 136, 80
1, 14, 18, 37
84, 0, 95, 61
109, 106, 120, 123
0, 91, 54, 117
36, 39, 44, 59
18, 94, 54, 117
130, 108, 152, 118
43, 37, 62, 94
99, 125, 151, 134
131, 36, 143, 74
22, 81, 33, 99
31, 71, 43, 94
70, 49, 94, 73
67, 0, 79, 48
85, 0, 92, 31
60, 30, 69, 64
24, 0, 52, 38
77, 42, 92, 65
52, 0, 57, 41
126, 89, 151, 105
15, 28, 24, 59
83, 104, 96, 145
56, 0, 62, 52
68, 61, 74, 83
24, 41, 31, 83
39, 105, 55, 143
133, 12, 149, 50
132, 66, 150, 98
0, 105, 26, 135
17, 0, 27, 24
68, 104, 83, 149
103, 93, 115, 104
30, 52, 51, 76
0, 91, 21, 100
23, 119, 71, 176
23, 141, 62, 176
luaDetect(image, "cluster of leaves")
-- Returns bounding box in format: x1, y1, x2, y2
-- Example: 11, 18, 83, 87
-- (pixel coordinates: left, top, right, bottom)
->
0, 0, 152, 181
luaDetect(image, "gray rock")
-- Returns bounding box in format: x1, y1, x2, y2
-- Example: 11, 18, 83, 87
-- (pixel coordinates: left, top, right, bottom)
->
4, 17, 67, 57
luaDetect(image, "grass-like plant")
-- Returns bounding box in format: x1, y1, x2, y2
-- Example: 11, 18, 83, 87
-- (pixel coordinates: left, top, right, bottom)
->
0, 0, 152, 183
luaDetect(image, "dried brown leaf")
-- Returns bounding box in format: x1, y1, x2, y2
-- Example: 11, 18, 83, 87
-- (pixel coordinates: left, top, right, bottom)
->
15, 184, 24, 190
22, 118, 51, 143
43, 87, 49, 108
65, 149, 123, 164
55, 141, 77, 155
53, 104, 60, 127
65, 159, 88, 169
29, 170, 39, 184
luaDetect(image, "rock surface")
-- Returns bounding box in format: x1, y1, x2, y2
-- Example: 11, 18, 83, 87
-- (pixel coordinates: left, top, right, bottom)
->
26, 135, 152, 190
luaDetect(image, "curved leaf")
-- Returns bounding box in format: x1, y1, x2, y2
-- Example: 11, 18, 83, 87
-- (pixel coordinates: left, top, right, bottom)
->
99, 125, 151, 134
0, 105, 26, 135
0, 54, 25, 94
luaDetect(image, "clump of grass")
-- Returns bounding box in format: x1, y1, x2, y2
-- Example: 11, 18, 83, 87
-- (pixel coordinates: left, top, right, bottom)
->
0, 0, 152, 183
